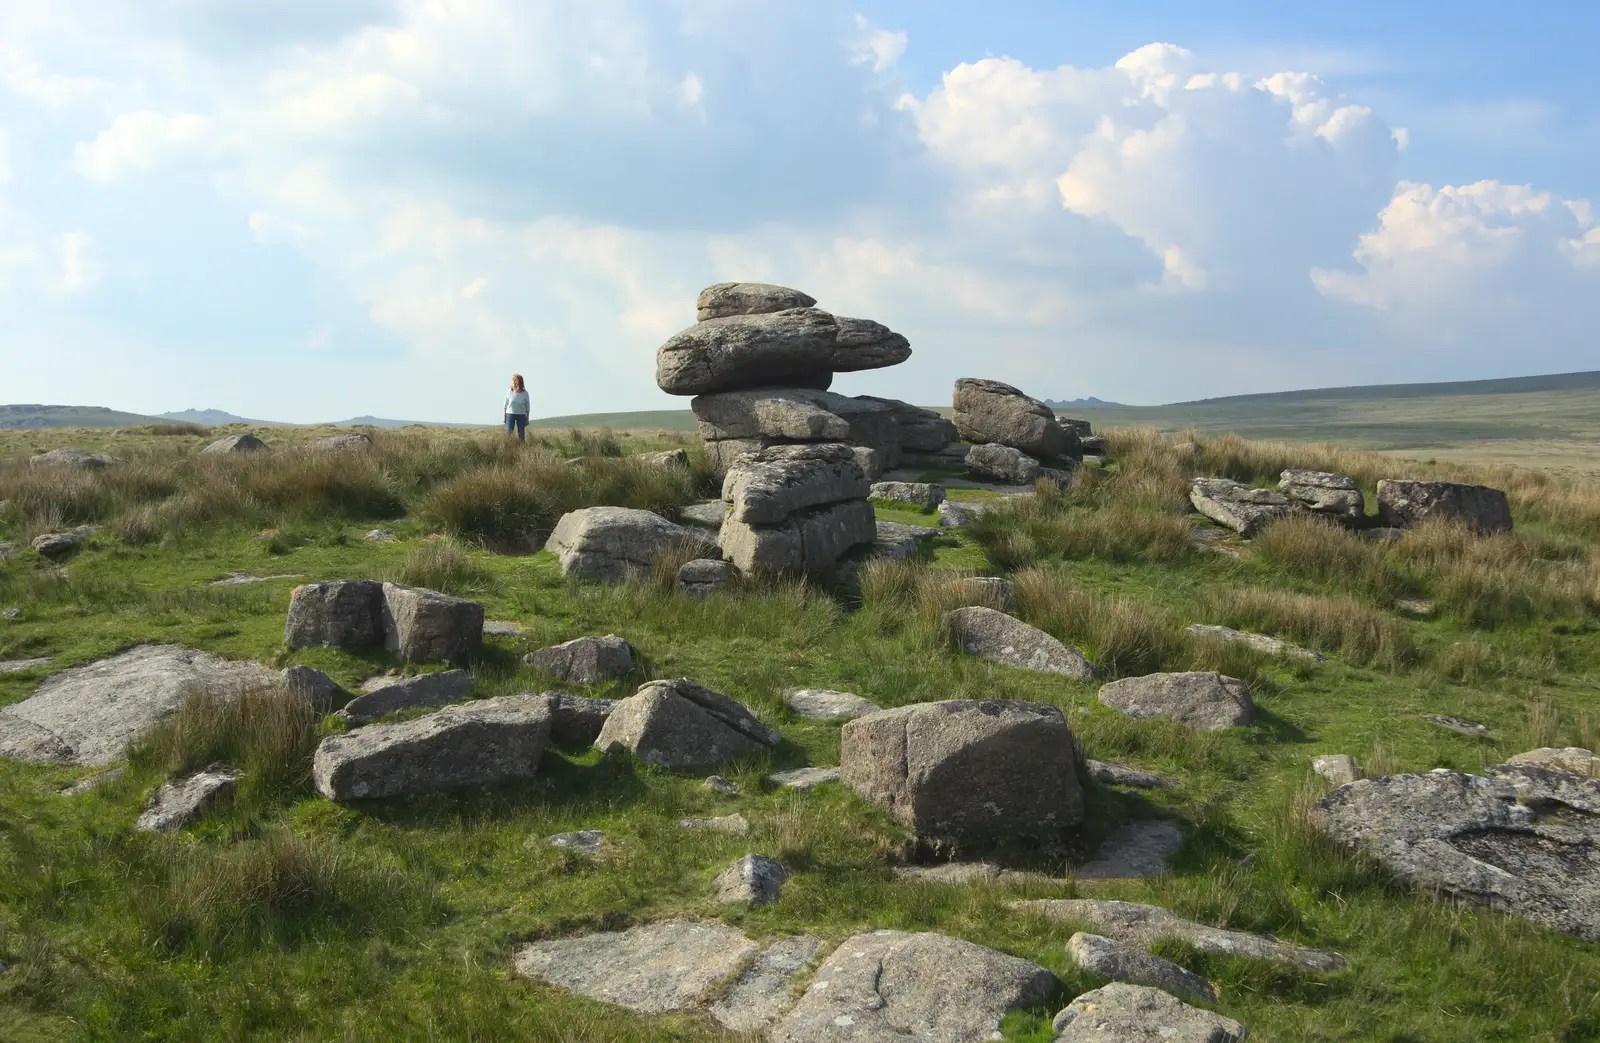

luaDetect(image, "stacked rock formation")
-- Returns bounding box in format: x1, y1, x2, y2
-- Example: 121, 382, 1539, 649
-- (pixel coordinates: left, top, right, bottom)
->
655, 282, 956, 477
718, 443, 877, 574
952, 378, 1082, 483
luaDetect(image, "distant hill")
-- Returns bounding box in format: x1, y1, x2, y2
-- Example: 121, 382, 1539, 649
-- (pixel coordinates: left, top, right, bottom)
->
1045, 396, 1125, 409
334, 415, 494, 429
1171, 369, 1600, 407
158, 408, 284, 427
0, 404, 162, 429
527, 409, 698, 432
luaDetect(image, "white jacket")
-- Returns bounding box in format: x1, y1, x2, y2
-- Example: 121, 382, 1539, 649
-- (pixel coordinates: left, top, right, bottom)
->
504, 390, 530, 415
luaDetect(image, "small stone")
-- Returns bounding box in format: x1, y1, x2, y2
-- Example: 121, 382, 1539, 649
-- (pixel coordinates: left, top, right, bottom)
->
1086, 760, 1179, 790
783, 688, 882, 721
1066, 932, 1217, 1006
936, 500, 997, 528
0, 607, 19, 620
702, 774, 742, 795
1076, 820, 1184, 880
713, 853, 789, 907
1052, 982, 1246, 1042
1395, 598, 1435, 617
29, 449, 117, 469
482, 619, 527, 636
679, 813, 750, 834
31, 532, 85, 559
201, 434, 268, 454
767, 766, 840, 790
1312, 754, 1359, 786
211, 572, 305, 586
678, 557, 739, 598
637, 448, 690, 468
1097, 672, 1253, 731
363, 529, 398, 542
59, 765, 125, 796
305, 433, 373, 453
522, 634, 635, 685
1419, 714, 1491, 737
544, 830, 608, 856
965, 442, 1041, 484
595, 678, 779, 770
135, 765, 241, 832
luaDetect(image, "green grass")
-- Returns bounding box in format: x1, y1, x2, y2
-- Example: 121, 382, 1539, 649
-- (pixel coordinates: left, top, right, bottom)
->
2, 427, 1600, 1040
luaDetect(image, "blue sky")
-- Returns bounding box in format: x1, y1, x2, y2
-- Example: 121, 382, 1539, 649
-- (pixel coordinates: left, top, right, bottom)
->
1, 1, 1596, 423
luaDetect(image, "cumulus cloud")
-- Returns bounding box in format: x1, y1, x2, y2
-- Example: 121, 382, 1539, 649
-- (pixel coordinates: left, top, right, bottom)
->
0, 1, 1594, 418
73, 110, 211, 182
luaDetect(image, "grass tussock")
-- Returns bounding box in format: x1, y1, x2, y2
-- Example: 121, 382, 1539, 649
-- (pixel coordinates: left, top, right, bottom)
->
1199, 586, 1419, 669
140, 829, 423, 957
1398, 521, 1599, 626
857, 559, 1016, 638
147, 422, 211, 437
386, 540, 496, 595
968, 469, 1193, 567
1012, 567, 1181, 677
130, 680, 319, 799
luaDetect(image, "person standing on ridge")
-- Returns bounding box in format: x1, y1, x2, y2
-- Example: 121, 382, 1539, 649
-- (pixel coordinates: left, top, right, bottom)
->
504, 374, 531, 441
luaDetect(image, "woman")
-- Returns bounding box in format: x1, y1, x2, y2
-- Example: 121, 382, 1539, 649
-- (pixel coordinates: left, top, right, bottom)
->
504, 374, 530, 440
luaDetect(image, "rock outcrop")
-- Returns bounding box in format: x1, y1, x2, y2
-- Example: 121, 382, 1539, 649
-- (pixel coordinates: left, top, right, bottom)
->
964, 442, 1040, 484
522, 635, 635, 684
678, 558, 739, 598
593, 678, 780, 769
1097, 672, 1253, 731
656, 283, 959, 474
1185, 624, 1326, 663
718, 443, 876, 574
1507, 747, 1599, 777
544, 506, 713, 582
31, 532, 85, 559
515, 921, 759, 1015
1279, 469, 1363, 524
769, 929, 1056, 1043
1189, 478, 1301, 537
944, 606, 1095, 679
1313, 764, 1600, 941
339, 670, 472, 723
708, 934, 822, 1033
312, 693, 554, 800
30, 449, 117, 469
952, 378, 1067, 459
871, 481, 946, 509
841, 700, 1084, 848
783, 688, 882, 720
284, 581, 483, 665
713, 854, 789, 907
0, 645, 278, 766
1376, 479, 1513, 533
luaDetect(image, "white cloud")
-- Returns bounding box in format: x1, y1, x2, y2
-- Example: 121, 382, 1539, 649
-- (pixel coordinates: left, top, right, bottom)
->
73, 110, 211, 182
852, 14, 907, 72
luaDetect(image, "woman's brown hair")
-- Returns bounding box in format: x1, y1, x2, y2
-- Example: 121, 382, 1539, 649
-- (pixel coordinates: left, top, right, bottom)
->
511, 374, 525, 392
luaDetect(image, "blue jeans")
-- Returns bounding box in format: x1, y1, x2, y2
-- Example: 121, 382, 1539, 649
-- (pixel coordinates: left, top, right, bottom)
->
505, 413, 527, 440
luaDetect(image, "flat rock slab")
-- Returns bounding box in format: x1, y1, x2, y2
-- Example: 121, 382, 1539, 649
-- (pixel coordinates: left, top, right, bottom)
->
340, 670, 472, 723
702, 775, 742, 795
514, 920, 759, 1015
1314, 765, 1600, 941
1053, 983, 1247, 1042
768, 929, 1057, 1043
312, 693, 554, 801
544, 830, 608, 856
697, 281, 817, 321
1098, 672, 1253, 731
679, 813, 750, 834
1011, 899, 1346, 972
709, 934, 822, 1033
656, 308, 910, 396
679, 501, 729, 529
135, 765, 240, 832
59, 766, 125, 796
944, 606, 1095, 679
522, 634, 635, 684
482, 620, 527, 636
784, 688, 882, 720
1086, 760, 1178, 790
211, 572, 304, 586
0, 657, 53, 674
1067, 932, 1216, 1006
892, 863, 1056, 887
1418, 714, 1491, 736
0, 645, 278, 767
1185, 624, 1325, 663
768, 766, 841, 790
1076, 821, 1184, 880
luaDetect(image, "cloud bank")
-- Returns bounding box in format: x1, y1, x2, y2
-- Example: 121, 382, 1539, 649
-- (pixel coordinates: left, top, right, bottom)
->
0, 0, 1594, 421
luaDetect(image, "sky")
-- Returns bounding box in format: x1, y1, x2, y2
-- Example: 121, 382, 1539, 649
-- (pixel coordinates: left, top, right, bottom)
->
1, 0, 1597, 423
